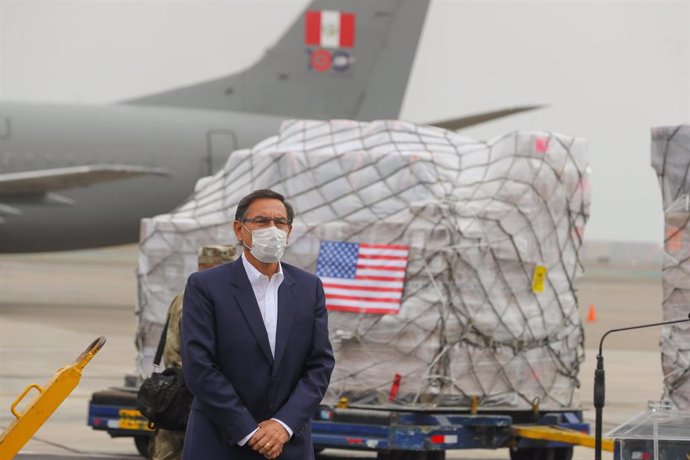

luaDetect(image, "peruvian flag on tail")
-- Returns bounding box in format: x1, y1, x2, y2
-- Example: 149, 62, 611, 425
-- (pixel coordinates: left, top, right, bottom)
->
305, 10, 355, 48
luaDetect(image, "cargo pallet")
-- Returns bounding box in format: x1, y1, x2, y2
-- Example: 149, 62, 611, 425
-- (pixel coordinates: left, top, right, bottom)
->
88, 388, 611, 459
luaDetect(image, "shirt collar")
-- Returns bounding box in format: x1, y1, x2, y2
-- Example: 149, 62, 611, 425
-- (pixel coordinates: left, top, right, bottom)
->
241, 252, 283, 285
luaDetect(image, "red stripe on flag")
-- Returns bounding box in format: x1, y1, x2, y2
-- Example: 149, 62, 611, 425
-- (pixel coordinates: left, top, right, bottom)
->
356, 264, 406, 272
359, 254, 407, 261
355, 275, 403, 282
339, 12, 355, 48
360, 243, 408, 250
305, 10, 321, 46
326, 294, 400, 303
326, 305, 399, 315
322, 283, 402, 293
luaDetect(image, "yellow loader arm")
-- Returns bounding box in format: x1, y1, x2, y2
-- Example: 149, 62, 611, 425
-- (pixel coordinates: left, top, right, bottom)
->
0, 336, 106, 457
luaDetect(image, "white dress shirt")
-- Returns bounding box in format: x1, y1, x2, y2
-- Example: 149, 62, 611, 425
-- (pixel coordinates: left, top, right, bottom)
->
237, 253, 293, 446
242, 253, 282, 357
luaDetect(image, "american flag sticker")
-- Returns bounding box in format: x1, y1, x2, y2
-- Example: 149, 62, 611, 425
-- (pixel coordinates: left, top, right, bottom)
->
305, 10, 355, 49
316, 241, 409, 315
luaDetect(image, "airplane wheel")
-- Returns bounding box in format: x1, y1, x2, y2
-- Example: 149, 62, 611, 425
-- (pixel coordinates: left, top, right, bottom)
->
134, 435, 152, 459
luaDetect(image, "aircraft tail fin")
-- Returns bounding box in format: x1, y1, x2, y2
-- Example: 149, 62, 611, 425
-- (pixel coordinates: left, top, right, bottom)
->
126, 0, 431, 121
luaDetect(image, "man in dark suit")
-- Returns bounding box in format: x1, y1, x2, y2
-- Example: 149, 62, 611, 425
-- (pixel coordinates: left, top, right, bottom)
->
181, 189, 334, 459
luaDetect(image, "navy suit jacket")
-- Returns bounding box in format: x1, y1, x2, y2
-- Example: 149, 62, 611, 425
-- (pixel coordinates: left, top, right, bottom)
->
180, 258, 334, 459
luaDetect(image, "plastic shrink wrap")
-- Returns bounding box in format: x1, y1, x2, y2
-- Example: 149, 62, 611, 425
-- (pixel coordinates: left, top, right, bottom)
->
136, 120, 590, 409
652, 125, 690, 409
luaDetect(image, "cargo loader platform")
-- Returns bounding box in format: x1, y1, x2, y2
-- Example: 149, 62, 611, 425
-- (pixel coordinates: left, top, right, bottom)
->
88, 390, 609, 459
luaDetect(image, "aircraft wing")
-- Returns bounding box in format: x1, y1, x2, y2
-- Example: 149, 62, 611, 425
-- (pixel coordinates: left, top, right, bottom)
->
0, 164, 171, 197
428, 105, 544, 131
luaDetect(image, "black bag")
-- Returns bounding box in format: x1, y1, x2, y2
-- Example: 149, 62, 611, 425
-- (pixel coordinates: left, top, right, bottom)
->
136, 313, 192, 430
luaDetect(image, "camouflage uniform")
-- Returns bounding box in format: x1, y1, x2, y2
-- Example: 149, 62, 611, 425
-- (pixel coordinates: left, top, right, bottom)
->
150, 245, 236, 460
163, 294, 184, 369
149, 294, 185, 460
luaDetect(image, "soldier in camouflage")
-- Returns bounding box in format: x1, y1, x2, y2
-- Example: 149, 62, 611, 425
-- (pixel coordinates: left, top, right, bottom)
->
149, 244, 237, 460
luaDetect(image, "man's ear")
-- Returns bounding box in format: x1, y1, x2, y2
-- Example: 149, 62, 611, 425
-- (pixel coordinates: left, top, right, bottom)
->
233, 220, 244, 242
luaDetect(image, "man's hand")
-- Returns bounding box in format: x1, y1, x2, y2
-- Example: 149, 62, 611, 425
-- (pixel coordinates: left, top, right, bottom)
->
247, 419, 289, 459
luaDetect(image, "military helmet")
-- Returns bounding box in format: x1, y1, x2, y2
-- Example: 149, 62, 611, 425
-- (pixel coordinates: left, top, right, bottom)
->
198, 245, 236, 265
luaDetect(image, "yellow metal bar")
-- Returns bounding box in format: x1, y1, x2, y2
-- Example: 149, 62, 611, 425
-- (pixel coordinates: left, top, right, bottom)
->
513, 424, 615, 452
0, 336, 106, 458
469, 396, 479, 415
10, 385, 44, 419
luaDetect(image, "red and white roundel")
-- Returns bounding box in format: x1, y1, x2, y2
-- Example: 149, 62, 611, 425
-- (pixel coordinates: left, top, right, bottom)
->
310, 49, 332, 72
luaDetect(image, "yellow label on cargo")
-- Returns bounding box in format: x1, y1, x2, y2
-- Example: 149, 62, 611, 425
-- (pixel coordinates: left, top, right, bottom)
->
532, 265, 547, 293
119, 408, 151, 431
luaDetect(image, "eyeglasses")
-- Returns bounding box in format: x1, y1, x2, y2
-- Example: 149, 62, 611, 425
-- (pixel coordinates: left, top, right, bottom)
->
242, 216, 290, 228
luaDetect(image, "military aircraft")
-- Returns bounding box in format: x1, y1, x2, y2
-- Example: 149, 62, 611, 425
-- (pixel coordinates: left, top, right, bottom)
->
0, 0, 537, 253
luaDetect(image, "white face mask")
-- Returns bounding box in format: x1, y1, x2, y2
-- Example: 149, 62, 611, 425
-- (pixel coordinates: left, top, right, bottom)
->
243, 225, 288, 263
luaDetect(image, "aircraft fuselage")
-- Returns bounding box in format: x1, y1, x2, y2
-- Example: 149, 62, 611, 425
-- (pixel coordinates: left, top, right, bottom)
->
0, 102, 285, 252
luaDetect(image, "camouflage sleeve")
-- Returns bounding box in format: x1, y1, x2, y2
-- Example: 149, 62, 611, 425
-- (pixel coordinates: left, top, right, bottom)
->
163, 293, 183, 368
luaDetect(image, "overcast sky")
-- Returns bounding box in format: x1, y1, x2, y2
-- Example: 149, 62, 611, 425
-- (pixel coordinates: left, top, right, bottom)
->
1, 0, 688, 244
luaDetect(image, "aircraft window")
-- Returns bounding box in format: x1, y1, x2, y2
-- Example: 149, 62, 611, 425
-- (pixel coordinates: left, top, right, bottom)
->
225, 87, 234, 95
0, 117, 11, 139
0, 151, 11, 170
45, 153, 55, 168
278, 73, 289, 81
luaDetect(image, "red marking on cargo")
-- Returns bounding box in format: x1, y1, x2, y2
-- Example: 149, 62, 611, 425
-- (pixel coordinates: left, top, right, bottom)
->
572, 226, 584, 242
666, 225, 683, 252
577, 178, 591, 195
535, 136, 549, 153
389, 373, 402, 401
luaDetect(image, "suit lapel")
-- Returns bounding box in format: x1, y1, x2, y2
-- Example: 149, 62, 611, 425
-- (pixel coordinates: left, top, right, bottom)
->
229, 259, 273, 364
273, 267, 297, 374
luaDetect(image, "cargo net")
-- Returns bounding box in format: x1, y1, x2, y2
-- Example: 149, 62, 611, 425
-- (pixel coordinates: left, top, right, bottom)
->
137, 120, 590, 410
652, 125, 690, 409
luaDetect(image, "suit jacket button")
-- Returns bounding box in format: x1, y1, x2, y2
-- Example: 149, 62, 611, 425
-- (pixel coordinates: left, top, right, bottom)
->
269, 404, 275, 410
271, 377, 277, 383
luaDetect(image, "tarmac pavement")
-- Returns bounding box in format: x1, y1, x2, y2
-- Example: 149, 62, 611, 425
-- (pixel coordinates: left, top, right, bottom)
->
0, 245, 668, 459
